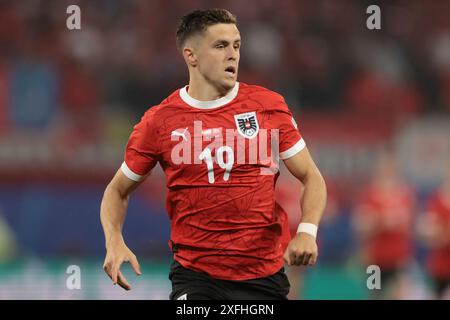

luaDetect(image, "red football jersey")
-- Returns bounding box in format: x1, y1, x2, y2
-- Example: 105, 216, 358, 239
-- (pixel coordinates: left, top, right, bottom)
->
426, 190, 450, 279
121, 82, 305, 280
357, 184, 415, 269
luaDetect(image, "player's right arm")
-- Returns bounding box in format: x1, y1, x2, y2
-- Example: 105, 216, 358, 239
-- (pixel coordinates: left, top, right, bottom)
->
100, 169, 144, 290
100, 107, 161, 290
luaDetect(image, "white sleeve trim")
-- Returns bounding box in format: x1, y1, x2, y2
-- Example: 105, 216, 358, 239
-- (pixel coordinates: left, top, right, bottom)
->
120, 161, 143, 182
279, 138, 306, 160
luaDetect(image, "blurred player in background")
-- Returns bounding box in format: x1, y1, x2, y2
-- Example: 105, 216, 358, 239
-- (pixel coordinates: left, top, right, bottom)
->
353, 152, 417, 299
100, 8, 326, 300
419, 164, 450, 299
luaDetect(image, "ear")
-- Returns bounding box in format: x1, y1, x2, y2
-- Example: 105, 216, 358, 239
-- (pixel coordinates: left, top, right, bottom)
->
183, 46, 197, 67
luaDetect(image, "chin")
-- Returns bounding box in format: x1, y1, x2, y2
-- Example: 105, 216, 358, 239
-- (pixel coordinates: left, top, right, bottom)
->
221, 78, 236, 90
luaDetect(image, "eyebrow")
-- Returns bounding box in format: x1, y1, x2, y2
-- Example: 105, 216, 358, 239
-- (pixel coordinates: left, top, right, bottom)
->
213, 39, 241, 45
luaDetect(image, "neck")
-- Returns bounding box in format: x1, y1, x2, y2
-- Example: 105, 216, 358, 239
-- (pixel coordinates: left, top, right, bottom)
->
187, 73, 231, 101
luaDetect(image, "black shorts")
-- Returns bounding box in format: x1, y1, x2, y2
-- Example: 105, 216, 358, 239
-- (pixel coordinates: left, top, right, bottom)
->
169, 260, 290, 300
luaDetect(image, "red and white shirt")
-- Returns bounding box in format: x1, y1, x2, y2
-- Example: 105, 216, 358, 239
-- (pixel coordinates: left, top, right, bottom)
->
121, 82, 305, 280
357, 184, 415, 269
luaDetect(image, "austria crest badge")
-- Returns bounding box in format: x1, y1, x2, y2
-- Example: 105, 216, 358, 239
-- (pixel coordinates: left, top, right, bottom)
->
234, 111, 259, 139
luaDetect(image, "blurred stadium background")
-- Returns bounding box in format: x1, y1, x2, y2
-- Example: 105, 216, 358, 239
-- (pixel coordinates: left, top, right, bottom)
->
0, 0, 449, 299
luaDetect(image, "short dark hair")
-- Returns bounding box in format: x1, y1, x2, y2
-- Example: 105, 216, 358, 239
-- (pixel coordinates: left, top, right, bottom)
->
176, 8, 237, 51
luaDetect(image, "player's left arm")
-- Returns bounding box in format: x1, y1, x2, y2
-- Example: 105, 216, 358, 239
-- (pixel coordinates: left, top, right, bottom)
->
282, 146, 327, 266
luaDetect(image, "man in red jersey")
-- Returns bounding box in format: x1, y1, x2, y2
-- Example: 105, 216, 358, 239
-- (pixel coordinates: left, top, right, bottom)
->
100, 8, 327, 300
353, 152, 416, 299
419, 165, 450, 299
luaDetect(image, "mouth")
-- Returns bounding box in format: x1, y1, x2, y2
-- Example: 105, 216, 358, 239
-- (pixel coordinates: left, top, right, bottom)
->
225, 66, 236, 77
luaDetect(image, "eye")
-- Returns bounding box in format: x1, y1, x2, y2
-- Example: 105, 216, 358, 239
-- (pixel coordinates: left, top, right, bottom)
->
216, 44, 225, 49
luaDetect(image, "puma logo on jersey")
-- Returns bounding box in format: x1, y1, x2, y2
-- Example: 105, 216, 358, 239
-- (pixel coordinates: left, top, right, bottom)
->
171, 128, 188, 141
177, 293, 187, 300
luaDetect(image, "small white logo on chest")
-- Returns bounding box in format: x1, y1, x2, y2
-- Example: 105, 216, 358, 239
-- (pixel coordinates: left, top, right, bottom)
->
171, 128, 188, 141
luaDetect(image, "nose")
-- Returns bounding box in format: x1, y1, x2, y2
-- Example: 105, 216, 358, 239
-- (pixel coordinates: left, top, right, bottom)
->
227, 46, 238, 61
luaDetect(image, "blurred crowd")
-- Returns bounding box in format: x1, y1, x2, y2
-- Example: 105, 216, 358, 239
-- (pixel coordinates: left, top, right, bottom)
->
1, 0, 450, 136
0, 0, 449, 299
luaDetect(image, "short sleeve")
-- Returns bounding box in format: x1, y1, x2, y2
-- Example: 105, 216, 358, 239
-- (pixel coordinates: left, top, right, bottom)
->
121, 109, 160, 181
271, 96, 305, 160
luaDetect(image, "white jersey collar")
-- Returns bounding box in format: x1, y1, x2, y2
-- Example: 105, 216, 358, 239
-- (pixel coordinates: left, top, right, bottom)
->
179, 82, 239, 109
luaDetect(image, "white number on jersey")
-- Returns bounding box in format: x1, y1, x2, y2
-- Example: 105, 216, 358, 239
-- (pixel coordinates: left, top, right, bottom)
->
199, 146, 234, 184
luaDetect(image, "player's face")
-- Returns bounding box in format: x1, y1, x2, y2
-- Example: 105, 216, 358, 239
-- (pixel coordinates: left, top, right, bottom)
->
196, 23, 241, 91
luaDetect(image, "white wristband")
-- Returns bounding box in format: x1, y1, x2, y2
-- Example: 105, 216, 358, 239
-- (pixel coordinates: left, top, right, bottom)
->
297, 223, 318, 238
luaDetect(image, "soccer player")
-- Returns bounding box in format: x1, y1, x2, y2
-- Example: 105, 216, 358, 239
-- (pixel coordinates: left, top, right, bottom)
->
353, 152, 416, 299
100, 8, 327, 300
418, 165, 450, 299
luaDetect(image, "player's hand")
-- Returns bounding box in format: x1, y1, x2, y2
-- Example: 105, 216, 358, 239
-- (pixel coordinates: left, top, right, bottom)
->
103, 236, 142, 291
283, 233, 318, 266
